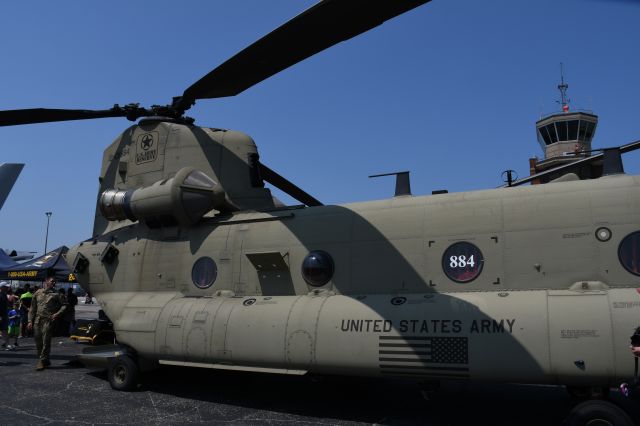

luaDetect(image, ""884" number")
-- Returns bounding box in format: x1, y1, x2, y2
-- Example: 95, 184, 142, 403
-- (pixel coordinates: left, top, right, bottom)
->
449, 255, 475, 268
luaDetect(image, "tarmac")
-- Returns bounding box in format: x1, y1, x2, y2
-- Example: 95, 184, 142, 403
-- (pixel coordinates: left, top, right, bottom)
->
1, 303, 639, 425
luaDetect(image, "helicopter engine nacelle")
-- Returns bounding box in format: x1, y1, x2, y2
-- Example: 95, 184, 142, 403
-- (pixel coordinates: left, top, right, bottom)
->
99, 167, 232, 227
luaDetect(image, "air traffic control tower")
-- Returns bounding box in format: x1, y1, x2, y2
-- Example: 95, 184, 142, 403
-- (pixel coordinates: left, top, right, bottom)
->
529, 68, 600, 184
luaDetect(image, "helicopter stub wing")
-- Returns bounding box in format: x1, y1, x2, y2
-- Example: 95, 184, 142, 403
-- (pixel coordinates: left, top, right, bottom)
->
179, 0, 432, 106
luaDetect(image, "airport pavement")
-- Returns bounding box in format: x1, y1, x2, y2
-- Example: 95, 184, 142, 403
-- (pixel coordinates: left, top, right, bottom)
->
75, 301, 102, 320
1, 306, 638, 425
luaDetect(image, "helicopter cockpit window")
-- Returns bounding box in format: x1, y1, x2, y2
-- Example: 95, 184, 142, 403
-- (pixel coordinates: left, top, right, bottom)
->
183, 170, 216, 189
192, 256, 217, 289
301, 250, 334, 287
618, 232, 640, 276
442, 242, 484, 283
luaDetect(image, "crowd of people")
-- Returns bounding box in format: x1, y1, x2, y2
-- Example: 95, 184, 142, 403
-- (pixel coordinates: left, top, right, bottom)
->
0, 273, 79, 370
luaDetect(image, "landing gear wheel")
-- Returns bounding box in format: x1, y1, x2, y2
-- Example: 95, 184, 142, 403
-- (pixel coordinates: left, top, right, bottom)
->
108, 355, 140, 391
564, 400, 634, 426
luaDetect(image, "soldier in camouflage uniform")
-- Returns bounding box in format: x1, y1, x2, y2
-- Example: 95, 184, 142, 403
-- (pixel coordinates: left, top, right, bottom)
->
27, 273, 67, 370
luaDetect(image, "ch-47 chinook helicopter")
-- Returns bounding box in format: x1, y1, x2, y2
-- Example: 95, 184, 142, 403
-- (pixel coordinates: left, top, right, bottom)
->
2, 0, 640, 424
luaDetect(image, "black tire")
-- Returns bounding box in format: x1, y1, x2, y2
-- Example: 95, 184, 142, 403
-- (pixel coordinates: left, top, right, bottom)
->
107, 355, 140, 391
564, 400, 634, 426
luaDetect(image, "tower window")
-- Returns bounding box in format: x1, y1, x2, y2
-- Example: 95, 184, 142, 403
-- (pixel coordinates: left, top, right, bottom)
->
555, 121, 568, 141
538, 126, 552, 146
545, 124, 558, 143
584, 121, 595, 141
578, 120, 588, 139
567, 120, 579, 141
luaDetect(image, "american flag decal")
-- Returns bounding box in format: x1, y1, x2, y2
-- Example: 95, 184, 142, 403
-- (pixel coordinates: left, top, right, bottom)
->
378, 336, 469, 378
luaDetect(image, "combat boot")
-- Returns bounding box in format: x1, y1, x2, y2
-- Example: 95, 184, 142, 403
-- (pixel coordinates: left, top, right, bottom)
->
36, 360, 45, 371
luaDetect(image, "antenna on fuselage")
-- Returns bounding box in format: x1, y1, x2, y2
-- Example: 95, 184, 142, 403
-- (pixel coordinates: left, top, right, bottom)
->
369, 171, 412, 197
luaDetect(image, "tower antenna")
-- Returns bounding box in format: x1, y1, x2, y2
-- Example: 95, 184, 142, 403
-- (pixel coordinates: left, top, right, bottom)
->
557, 63, 570, 112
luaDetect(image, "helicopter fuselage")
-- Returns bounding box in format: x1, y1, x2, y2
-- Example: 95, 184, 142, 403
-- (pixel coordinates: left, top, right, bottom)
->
67, 125, 640, 388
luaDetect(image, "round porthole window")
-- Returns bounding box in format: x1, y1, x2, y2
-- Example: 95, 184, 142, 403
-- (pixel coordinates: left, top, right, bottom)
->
301, 250, 334, 287
619, 231, 640, 276
442, 242, 484, 283
191, 256, 217, 289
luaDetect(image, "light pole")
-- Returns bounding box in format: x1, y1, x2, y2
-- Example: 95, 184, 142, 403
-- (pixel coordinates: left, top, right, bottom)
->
44, 211, 52, 254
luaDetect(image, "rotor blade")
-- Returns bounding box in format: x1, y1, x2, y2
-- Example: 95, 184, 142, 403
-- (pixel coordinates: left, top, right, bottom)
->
259, 162, 323, 207
182, 0, 431, 103
0, 106, 147, 127
0, 163, 23, 210
504, 139, 640, 187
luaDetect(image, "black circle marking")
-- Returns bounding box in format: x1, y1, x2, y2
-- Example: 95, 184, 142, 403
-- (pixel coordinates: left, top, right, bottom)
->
391, 296, 406, 306
442, 241, 484, 283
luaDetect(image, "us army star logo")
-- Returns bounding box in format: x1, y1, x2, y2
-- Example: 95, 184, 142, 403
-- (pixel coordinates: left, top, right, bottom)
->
141, 133, 154, 151
135, 132, 159, 165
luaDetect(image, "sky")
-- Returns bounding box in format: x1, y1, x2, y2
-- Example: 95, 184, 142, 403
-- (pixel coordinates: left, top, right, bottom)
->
1, 0, 639, 256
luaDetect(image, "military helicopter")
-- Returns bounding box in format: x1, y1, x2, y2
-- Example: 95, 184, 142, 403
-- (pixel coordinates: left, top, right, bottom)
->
2, 0, 640, 424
